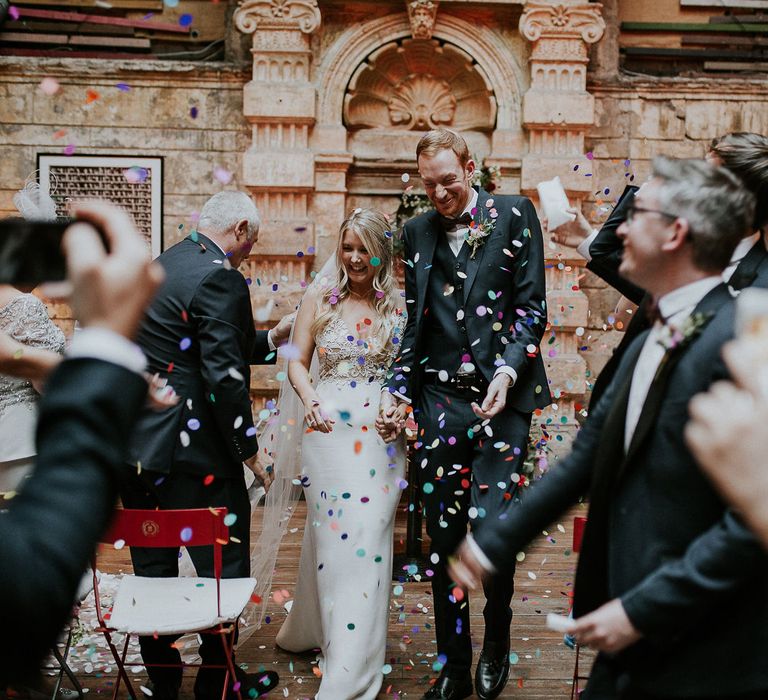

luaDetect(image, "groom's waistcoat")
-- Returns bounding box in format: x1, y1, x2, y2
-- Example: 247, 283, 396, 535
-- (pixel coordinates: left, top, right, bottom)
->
422, 231, 475, 375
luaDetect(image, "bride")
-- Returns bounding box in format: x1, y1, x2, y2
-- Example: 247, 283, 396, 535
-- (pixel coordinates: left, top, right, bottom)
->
274, 208, 408, 699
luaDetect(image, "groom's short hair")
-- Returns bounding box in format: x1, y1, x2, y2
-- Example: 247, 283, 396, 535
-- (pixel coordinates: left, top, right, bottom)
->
416, 129, 470, 167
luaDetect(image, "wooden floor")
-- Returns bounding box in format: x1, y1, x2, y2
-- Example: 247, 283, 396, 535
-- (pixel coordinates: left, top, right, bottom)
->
42, 500, 594, 699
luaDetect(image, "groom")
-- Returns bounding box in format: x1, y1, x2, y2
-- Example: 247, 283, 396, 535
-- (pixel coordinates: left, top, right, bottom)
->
121, 191, 291, 700
379, 129, 550, 700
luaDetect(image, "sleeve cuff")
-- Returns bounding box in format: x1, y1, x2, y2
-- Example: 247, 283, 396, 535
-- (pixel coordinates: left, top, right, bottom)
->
494, 366, 517, 386
576, 229, 599, 261
267, 329, 276, 352
465, 534, 497, 574
381, 386, 411, 405
67, 327, 147, 375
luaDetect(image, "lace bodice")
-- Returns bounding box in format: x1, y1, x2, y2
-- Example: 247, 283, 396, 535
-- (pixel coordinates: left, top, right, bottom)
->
0, 294, 66, 414
315, 310, 406, 385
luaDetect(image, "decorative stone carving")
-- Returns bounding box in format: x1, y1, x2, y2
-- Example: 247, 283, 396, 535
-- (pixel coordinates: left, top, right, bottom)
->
234, 0, 322, 35
388, 74, 456, 129
407, 0, 439, 40
344, 39, 495, 132
520, 1, 606, 46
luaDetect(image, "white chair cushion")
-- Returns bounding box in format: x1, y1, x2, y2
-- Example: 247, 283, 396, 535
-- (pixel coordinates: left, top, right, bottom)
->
107, 576, 256, 635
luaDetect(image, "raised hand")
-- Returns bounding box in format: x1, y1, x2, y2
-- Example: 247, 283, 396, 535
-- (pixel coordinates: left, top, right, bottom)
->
549, 207, 593, 248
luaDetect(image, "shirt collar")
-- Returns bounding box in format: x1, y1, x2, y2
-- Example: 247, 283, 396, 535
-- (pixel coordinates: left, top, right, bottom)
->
196, 232, 227, 257
657, 276, 722, 325
459, 188, 479, 220
730, 232, 761, 265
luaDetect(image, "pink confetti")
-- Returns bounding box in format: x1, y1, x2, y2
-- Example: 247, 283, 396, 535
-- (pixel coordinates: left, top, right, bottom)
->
39, 77, 60, 96
8, 5, 19, 20
213, 166, 233, 185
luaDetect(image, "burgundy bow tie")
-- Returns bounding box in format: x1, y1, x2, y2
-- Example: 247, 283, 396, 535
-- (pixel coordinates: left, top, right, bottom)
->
439, 212, 473, 230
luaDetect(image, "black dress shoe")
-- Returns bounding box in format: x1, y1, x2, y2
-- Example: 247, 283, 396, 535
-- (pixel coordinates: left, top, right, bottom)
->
422, 672, 473, 700
195, 666, 279, 699
475, 644, 510, 700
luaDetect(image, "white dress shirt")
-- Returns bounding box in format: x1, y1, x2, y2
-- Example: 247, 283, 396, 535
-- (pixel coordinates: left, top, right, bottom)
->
623, 276, 722, 451
444, 189, 479, 256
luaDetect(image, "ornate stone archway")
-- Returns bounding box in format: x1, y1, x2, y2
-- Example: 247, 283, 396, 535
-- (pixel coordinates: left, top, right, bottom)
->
233, 0, 606, 427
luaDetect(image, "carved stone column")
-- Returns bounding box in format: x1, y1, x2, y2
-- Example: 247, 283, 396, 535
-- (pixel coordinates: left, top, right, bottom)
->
234, 0, 322, 403
519, 1, 605, 447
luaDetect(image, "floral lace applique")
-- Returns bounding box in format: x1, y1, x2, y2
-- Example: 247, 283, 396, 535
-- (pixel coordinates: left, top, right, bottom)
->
315, 311, 406, 385
0, 295, 66, 414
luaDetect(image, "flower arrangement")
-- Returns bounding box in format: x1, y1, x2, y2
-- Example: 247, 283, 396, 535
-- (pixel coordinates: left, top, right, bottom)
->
465, 214, 495, 259
654, 311, 713, 380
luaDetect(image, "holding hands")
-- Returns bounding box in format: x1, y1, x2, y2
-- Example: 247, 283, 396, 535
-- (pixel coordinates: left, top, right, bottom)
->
376, 391, 408, 443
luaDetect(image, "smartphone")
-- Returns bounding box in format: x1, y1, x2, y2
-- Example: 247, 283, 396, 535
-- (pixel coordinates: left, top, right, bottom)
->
0, 217, 74, 286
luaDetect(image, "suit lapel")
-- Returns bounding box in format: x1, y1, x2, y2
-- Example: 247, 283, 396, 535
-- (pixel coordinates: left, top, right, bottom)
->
463, 187, 493, 304
415, 211, 440, 321
623, 283, 732, 466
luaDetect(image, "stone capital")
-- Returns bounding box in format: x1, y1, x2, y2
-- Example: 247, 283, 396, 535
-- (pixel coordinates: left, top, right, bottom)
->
406, 0, 439, 40
519, 1, 605, 45
234, 0, 322, 35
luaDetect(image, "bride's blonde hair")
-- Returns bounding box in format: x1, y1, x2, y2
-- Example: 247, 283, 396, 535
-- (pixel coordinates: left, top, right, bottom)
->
310, 208, 400, 351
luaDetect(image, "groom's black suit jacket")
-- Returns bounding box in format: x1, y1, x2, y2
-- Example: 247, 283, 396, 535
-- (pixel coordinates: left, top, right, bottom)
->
474, 283, 768, 696
386, 188, 550, 412
130, 234, 274, 477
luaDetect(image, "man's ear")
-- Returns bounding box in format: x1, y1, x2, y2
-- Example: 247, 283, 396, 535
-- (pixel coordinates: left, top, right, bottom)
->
662, 217, 691, 253
234, 219, 250, 240
465, 159, 476, 181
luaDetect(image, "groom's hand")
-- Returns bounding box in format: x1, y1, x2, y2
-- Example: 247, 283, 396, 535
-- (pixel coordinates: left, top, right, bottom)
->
244, 454, 274, 493
472, 373, 511, 419
376, 392, 406, 443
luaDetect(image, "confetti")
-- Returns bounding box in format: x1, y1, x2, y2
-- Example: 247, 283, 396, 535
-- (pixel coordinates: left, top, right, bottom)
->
8, 5, 19, 20
39, 77, 60, 95
85, 89, 100, 104
179, 13, 193, 27
214, 166, 233, 185
116, 82, 131, 91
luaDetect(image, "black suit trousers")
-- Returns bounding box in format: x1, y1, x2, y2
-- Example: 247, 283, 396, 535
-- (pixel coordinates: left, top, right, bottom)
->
417, 384, 531, 675
119, 469, 251, 687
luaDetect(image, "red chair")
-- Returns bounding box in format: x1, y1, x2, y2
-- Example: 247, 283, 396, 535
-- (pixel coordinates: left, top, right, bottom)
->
570, 515, 588, 699
93, 508, 256, 700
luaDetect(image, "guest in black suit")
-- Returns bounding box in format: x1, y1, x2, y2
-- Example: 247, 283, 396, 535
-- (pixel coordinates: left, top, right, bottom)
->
378, 129, 549, 700
552, 132, 768, 408
687, 330, 768, 552
120, 191, 291, 700
450, 157, 768, 699
0, 201, 162, 686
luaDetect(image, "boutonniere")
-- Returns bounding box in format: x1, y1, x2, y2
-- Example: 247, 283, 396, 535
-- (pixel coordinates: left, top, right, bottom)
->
653, 311, 713, 380
465, 199, 498, 259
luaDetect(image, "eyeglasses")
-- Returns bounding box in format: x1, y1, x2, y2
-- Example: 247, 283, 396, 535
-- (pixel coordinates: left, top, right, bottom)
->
625, 205, 678, 223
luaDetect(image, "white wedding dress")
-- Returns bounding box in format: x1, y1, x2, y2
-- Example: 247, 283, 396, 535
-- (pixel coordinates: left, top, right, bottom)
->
276, 311, 407, 700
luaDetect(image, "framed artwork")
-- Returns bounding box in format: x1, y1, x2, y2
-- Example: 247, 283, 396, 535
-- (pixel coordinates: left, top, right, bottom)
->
37, 154, 163, 257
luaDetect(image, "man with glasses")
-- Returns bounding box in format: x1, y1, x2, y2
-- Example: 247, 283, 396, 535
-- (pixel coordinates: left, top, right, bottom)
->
449, 157, 768, 699
551, 132, 768, 409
